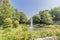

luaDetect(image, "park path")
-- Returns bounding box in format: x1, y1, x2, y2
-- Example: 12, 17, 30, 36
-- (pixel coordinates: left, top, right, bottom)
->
35, 36, 57, 40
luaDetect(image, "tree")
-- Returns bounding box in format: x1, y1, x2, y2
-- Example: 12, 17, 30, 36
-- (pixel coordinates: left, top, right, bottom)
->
33, 14, 41, 24
12, 9, 20, 21
40, 10, 53, 24
50, 7, 60, 21
19, 12, 27, 24
0, 0, 13, 25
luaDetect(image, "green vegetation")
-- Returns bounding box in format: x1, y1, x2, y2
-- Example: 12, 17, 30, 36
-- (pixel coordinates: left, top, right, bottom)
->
0, 0, 27, 29
0, 0, 60, 40
0, 26, 60, 40
33, 14, 41, 24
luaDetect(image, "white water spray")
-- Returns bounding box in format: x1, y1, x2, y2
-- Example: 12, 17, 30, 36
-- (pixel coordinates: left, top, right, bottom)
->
28, 18, 33, 30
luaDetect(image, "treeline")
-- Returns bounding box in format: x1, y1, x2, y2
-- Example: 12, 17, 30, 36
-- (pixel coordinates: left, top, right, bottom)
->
0, 0, 60, 28
31, 7, 60, 25
0, 0, 27, 28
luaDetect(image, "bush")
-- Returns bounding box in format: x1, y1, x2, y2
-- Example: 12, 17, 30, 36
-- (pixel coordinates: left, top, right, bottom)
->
39, 29, 54, 37
0, 27, 40, 40
55, 29, 60, 36
56, 36, 60, 40
13, 20, 19, 28
3, 18, 12, 28
0, 26, 60, 40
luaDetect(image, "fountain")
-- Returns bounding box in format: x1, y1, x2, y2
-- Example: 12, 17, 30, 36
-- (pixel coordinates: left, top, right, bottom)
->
28, 18, 34, 30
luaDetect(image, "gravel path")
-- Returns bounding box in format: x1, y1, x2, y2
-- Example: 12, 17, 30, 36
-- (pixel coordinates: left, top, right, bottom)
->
35, 37, 56, 40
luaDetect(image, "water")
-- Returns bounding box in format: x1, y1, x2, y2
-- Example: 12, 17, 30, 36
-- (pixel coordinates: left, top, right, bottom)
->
28, 18, 34, 30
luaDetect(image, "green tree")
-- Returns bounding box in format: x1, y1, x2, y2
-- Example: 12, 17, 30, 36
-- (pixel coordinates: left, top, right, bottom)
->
50, 7, 60, 21
0, 0, 13, 25
19, 12, 27, 24
40, 10, 53, 24
12, 9, 20, 21
33, 14, 41, 24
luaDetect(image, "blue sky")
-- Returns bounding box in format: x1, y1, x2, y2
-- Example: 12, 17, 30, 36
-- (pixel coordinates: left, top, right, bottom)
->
9, 0, 60, 18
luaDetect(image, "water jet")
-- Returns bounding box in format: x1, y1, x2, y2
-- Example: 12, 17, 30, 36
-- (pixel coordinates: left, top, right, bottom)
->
28, 18, 34, 30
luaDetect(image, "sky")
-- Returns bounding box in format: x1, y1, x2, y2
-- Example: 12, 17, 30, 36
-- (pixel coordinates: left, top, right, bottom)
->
9, 0, 60, 18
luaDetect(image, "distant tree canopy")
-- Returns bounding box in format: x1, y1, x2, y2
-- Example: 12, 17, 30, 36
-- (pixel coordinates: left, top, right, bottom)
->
33, 14, 41, 24
50, 7, 60, 21
1, 0, 60, 27
32, 10, 53, 24
0, 0, 28, 27
40, 10, 53, 24
0, 0, 13, 25
19, 12, 27, 24
32, 7, 60, 24
12, 9, 20, 21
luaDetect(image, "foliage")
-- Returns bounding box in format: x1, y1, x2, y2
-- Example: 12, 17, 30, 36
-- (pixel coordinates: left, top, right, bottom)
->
1, 0, 60, 40
33, 14, 41, 24
13, 20, 19, 28
12, 9, 20, 21
19, 12, 27, 24
50, 7, 60, 20
40, 10, 53, 24
3, 18, 12, 28
0, 0, 13, 26
4, 18, 12, 24
0, 27, 60, 40
0, 27, 39, 40
56, 36, 60, 40
0, 0, 28, 28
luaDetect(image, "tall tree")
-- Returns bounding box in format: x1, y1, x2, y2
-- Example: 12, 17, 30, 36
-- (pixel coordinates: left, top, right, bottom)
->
40, 10, 53, 24
12, 9, 20, 21
50, 7, 60, 21
0, 0, 13, 25
19, 12, 27, 24
33, 14, 41, 24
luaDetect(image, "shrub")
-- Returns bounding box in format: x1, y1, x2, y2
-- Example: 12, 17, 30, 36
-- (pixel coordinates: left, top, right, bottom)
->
3, 18, 12, 28
0, 26, 60, 40
0, 28, 40, 40
56, 36, 60, 40
55, 29, 60, 36
13, 20, 19, 28
40, 30, 54, 37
